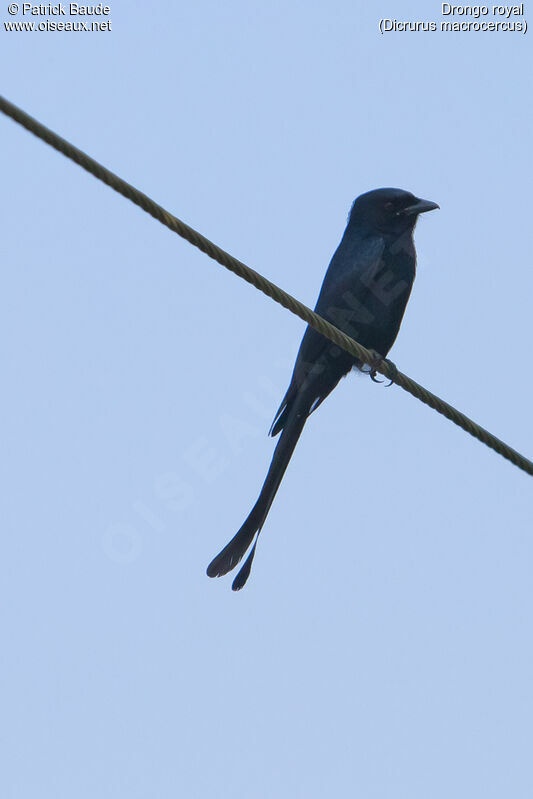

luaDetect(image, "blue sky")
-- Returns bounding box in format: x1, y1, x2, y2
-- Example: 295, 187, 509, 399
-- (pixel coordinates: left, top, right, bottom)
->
1, 2, 532, 797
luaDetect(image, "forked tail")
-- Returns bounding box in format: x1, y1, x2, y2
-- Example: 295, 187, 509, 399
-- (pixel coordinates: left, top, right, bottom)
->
206, 398, 309, 590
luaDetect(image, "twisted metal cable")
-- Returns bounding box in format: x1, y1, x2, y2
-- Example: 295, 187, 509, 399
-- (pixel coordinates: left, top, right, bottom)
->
1, 94, 531, 477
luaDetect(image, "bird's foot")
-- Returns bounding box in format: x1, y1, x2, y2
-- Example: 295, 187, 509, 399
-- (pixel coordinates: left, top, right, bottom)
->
366, 350, 398, 387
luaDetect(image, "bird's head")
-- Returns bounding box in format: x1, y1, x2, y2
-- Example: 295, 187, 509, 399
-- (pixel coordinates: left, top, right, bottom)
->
349, 188, 439, 235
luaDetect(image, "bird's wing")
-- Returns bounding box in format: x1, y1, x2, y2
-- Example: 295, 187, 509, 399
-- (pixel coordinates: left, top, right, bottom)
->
270, 236, 385, 436
292, 236, 386, 373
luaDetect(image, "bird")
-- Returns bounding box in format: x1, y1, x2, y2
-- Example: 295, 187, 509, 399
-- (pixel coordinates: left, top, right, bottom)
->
207, 188, 439, 590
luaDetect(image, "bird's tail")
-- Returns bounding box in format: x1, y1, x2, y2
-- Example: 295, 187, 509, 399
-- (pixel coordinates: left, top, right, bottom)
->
206, 398, 309, 590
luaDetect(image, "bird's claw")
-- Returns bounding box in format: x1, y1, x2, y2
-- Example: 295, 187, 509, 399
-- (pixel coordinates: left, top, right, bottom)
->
367, 351, 398, 387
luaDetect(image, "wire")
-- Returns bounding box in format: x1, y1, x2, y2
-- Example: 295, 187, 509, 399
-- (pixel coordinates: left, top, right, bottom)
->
1, 94, 531, 477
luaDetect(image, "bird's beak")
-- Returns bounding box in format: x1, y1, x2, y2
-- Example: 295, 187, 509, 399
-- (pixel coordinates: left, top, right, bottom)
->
401, 198, 440, 216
